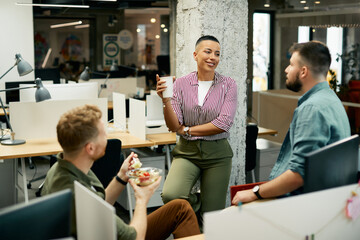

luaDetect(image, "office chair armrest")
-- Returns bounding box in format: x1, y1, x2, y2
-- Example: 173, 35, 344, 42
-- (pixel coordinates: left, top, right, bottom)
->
230, 181, 268, 204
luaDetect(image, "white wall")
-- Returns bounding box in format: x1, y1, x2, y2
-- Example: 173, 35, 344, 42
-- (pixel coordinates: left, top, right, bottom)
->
0, 0, 35, 100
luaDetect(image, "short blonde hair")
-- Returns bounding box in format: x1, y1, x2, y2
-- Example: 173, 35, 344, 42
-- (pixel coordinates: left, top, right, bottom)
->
57, 105, 102, 154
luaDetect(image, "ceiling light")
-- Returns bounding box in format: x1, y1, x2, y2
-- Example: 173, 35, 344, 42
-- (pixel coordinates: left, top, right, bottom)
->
315, 1, 320, 4
16, 3, 89, 8
75, 24, 90, 29
304, 6, 309, 10
50, 21, 82, 29
161, 24, 165, 28
155, 35, 160, 39
150, 18, 156, 23
300, 0, 306, 3
136, 28, 141, 33
264, 0, 270, 7
163, 28, 168, 33
41, 48, 52, 69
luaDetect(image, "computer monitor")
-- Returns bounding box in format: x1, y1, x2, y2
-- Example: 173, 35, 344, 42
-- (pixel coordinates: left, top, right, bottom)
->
74, 181, 116, 240
35, 68, 60, 84
0, 189, 72, 240
303, 134, 359, 194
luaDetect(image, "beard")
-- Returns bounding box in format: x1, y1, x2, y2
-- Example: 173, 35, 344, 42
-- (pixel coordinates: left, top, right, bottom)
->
286, 72, 302, 92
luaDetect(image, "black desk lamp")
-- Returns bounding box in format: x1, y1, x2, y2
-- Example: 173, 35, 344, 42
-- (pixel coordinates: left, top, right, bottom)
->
110, 62, 138, 77
79, 66, 110, 97
0, 78, 51, 145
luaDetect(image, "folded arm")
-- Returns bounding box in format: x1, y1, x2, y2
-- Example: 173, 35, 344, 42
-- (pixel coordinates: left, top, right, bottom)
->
232, 170, 304, 205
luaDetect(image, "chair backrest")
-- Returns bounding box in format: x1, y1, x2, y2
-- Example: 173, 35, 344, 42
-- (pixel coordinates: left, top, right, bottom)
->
91, 139, 123, 188
303, 134, 359, 194
245, 123, 259, 171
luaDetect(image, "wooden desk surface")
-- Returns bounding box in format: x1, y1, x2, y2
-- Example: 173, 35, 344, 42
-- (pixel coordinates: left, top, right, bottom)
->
258, 127, 278, 136
108, 101, 113, 110
0, 127, 277, 160
146, 132, 176, 145
0, 131, 154, 160
146, 126, 278, 145
177, 234, 204, 240
0, 108, 9, 116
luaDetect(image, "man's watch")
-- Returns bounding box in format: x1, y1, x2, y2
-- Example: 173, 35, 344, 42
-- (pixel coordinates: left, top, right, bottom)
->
252, 185, 263, 199
183, 126, 191, 137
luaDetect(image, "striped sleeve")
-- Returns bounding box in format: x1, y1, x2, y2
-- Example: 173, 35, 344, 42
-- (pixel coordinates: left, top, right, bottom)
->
211, 78, 237, 132
171, 77, 184, 125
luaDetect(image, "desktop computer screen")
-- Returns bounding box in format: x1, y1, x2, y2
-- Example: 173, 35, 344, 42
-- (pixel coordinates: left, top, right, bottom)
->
303, 134, 359, 194
35, 68, 60, 84
0, 189, 72, 240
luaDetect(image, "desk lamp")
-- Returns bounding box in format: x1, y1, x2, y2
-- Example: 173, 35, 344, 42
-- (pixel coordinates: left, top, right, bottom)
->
0, 78, 51, 145
0, 53, 33, 141
0, 54, 33, 80
110, 62, 138, 77
79, 66, 110, 97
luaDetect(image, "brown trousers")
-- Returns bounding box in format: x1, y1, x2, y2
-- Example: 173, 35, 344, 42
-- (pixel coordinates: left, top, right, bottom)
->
145, 199, 200, 240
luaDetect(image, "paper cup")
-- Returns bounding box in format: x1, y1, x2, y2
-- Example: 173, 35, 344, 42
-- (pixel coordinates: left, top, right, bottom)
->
161, 76, 174, 98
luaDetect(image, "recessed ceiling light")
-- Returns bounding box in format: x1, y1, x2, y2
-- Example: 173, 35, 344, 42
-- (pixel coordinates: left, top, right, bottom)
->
16, 3, 89, 8
75, 24, 90, 29
150, 18, 156, 23
300, 0, 306, 3
136, 28, 141, 33
50, 21, 82, 29
163, 28, 168, 33
155, 35, 160, 39
264, 3, 270, 7
304, 6, 309, 9
161, 24, 165, 28
315, 1, 320, 4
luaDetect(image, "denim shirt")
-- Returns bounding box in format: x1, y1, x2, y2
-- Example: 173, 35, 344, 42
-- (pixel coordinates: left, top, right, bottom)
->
269, 82, 350, 195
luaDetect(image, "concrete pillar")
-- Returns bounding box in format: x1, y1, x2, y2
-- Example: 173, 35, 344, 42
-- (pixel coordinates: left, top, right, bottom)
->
170, 0, 248, 206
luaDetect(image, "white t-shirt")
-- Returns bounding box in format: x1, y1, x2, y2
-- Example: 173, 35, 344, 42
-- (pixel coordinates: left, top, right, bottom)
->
198, 80, 213, 106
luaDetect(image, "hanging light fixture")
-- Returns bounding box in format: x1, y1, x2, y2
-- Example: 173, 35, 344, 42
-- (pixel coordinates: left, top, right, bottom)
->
264, 0, 270, 8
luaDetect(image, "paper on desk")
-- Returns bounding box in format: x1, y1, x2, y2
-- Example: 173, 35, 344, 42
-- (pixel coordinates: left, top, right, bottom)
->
146, 119, 166, 127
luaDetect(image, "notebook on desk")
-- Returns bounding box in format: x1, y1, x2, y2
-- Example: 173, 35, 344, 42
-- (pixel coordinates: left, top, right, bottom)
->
74, 181, 116, 240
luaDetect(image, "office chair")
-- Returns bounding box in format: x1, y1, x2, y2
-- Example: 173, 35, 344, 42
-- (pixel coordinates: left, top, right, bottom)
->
91, 139, 123, 188
246, 123, 259, 183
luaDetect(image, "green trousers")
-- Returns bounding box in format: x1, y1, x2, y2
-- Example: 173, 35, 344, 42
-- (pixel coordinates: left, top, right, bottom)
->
161, 137, 233, 213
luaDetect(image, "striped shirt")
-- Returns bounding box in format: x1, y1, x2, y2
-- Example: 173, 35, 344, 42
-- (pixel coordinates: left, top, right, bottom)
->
171, 71, 238, 140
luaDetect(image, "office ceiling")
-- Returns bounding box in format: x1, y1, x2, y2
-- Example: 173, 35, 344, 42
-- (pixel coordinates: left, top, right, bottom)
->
32, 0, 169, 17
32, 0, 168, 8
31, 0, 360, 17
253, 0, 360, 13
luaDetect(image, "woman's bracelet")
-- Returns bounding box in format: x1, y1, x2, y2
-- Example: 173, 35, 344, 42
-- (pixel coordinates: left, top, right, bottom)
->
163, 99, 171, 108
